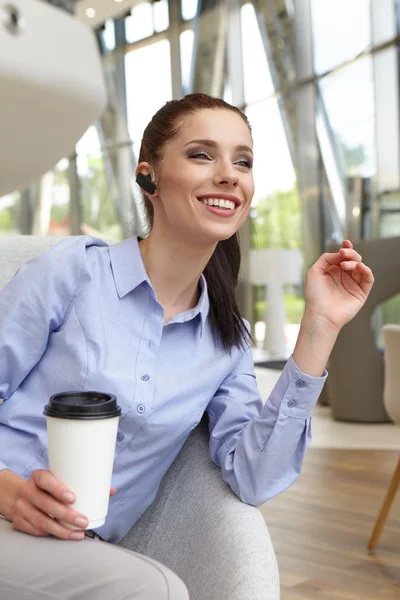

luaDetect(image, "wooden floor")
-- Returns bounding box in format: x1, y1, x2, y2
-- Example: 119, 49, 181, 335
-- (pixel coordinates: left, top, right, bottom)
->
260, 449, 400, 599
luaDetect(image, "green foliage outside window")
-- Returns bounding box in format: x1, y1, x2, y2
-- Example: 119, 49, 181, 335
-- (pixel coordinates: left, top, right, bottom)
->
251, 186, 303, 250
250, 186, 305, 324
80, 156, 122, 240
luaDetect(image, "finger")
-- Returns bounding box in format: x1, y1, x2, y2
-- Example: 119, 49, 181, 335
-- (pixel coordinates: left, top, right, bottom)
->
320, 252, 350, 268
12, 515, 44, 537
340, 248, 362, 262
14, 497, 85, 540
32, 470, 76, 505
356, 262, 375, 294
33, 505, 86, 540
322, 246, 361, 268
110, 486, 117, 496
20, 484, 88, 531
340, 260, 358, 269
342, 239, 353, 249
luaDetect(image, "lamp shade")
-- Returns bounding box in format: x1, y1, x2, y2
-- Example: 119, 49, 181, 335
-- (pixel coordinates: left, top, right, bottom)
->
0, 0, 107, 195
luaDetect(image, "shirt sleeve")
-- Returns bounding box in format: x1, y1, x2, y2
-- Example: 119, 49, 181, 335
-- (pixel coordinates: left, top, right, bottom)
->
0, 235, 103, 472
206, 332, 328, 506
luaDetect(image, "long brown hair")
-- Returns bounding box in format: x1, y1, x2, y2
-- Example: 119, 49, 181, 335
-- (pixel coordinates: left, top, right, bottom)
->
138, 93, 255, 354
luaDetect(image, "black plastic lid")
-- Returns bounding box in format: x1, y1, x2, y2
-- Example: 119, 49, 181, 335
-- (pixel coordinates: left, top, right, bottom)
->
43, 391, 121, 420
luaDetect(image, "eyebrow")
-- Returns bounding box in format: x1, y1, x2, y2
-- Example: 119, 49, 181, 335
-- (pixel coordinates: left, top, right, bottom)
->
184, 139, 253, 155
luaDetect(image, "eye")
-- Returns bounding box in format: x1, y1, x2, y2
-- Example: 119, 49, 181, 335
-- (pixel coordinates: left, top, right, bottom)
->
236, 159, 253, 169
188, 151, 212, 160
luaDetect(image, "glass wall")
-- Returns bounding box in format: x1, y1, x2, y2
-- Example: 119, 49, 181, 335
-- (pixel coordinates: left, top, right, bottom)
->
240, 2, 303, 354
311, 0, 371, 74
308, 0, 400, 338
319, 59, 376, 179
125, 40, 173, 156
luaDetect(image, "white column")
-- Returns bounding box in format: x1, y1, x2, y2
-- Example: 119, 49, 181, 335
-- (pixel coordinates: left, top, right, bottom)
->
264, 281, 286, 356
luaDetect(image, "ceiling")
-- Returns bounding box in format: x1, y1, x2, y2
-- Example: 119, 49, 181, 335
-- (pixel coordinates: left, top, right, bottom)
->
75, 0, 142, 28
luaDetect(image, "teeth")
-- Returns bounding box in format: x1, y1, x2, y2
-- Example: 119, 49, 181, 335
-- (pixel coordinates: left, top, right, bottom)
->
201, 198, 235, 210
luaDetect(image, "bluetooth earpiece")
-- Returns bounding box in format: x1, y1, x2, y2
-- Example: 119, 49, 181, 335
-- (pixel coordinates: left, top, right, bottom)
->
136, 172, 157, 195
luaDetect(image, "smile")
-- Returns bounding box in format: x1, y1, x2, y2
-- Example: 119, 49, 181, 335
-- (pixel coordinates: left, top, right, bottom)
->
200, 198, 235, 210
197, 198, 240, 217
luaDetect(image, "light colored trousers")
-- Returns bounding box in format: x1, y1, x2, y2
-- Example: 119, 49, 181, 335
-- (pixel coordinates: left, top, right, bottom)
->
0, 518, 189, 599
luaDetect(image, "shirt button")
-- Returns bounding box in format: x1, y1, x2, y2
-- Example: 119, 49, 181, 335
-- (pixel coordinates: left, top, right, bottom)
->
288, 399, 297, 408
141, 374, 150, 381
296, 380, 306, 388
117, 431, 125, 442
137, 404, 145, 414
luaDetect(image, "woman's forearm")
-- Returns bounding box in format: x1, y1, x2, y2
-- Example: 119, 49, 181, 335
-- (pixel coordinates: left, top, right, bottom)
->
292, 310, 339, 378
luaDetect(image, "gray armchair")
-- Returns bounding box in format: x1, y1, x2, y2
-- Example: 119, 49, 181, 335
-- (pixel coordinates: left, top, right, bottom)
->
0, 235, 280, 600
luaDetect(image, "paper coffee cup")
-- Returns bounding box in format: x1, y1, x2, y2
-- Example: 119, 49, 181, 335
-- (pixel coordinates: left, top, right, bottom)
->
43, 391, 121, 530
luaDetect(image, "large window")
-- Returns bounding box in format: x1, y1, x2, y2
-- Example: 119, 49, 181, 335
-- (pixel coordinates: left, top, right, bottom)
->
181, 0, 198, 21
0, 193, 20, 235
125, 0, 169, 44
125, 40, 173, 156
239, 1, 303, 353
241, 2, 274, 104
319, 57, 376, 180
311, 0, 371, 74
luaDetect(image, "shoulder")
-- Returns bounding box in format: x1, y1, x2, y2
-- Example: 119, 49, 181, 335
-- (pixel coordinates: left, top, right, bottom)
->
21, 235, 107, 270
11, 235, 108, 291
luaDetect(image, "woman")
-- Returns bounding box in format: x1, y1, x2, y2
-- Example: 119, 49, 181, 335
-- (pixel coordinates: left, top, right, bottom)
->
0, 93, 374, 599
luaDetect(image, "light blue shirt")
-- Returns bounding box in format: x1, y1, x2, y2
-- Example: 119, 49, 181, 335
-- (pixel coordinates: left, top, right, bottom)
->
0, 235, 328, 543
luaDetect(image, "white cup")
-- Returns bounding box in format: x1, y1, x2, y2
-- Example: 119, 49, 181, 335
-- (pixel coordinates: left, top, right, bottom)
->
44, 391, 121, 530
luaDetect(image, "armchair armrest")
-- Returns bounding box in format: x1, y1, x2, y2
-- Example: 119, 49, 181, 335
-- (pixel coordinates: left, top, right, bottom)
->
119, 415, 280, 600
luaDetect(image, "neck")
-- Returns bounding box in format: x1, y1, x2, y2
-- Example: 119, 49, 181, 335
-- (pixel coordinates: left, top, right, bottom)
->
138, 227, 216, 313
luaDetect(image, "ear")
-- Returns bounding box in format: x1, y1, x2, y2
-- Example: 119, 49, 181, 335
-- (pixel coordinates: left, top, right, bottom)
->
136, 162, 158, 197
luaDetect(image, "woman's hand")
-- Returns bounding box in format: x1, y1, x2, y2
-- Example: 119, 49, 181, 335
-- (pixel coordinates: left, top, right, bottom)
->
11, 469, 115, 541
303, 239, 375, 333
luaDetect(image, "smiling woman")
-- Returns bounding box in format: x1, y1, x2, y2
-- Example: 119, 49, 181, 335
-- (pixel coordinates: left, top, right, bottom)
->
135, 93, 256, 353
0, 91, 374, 600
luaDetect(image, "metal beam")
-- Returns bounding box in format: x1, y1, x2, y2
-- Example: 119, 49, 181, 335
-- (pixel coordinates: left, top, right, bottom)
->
294, 0, 323, 268
189, 0, 228, 96
68, 152, 82, 235
371, 0, 400, 238
19, 184, 36, 234
252, 0, 296, 164
95, 23, 147, 239
168, 0, 183, 99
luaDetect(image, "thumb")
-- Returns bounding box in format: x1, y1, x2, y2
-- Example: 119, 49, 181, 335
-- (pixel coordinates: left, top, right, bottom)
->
110, 486, 117, 496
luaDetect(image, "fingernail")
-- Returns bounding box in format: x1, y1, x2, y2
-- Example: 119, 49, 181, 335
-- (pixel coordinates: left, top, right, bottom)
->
71, 532, 85, 540
63, 492, 75, 502
75, 517, 88, 528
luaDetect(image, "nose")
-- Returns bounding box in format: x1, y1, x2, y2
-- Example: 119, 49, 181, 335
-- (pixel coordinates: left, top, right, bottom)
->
212, 160, 239, 187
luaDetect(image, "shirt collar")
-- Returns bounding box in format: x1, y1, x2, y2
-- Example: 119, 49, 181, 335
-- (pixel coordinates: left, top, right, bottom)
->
109, 236, 149, 298
109, 237, 210, 337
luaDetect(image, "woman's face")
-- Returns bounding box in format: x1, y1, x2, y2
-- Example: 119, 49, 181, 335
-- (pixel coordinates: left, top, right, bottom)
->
142, 108, 255, 246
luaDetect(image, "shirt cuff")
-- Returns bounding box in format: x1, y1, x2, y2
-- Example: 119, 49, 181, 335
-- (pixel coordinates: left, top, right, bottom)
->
275, 354, 328, 419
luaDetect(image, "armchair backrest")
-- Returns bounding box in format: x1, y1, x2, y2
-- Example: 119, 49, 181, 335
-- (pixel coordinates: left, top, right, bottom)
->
326, 235, 400, 422
382, 324, 400, 426
0, 235, 67, 293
